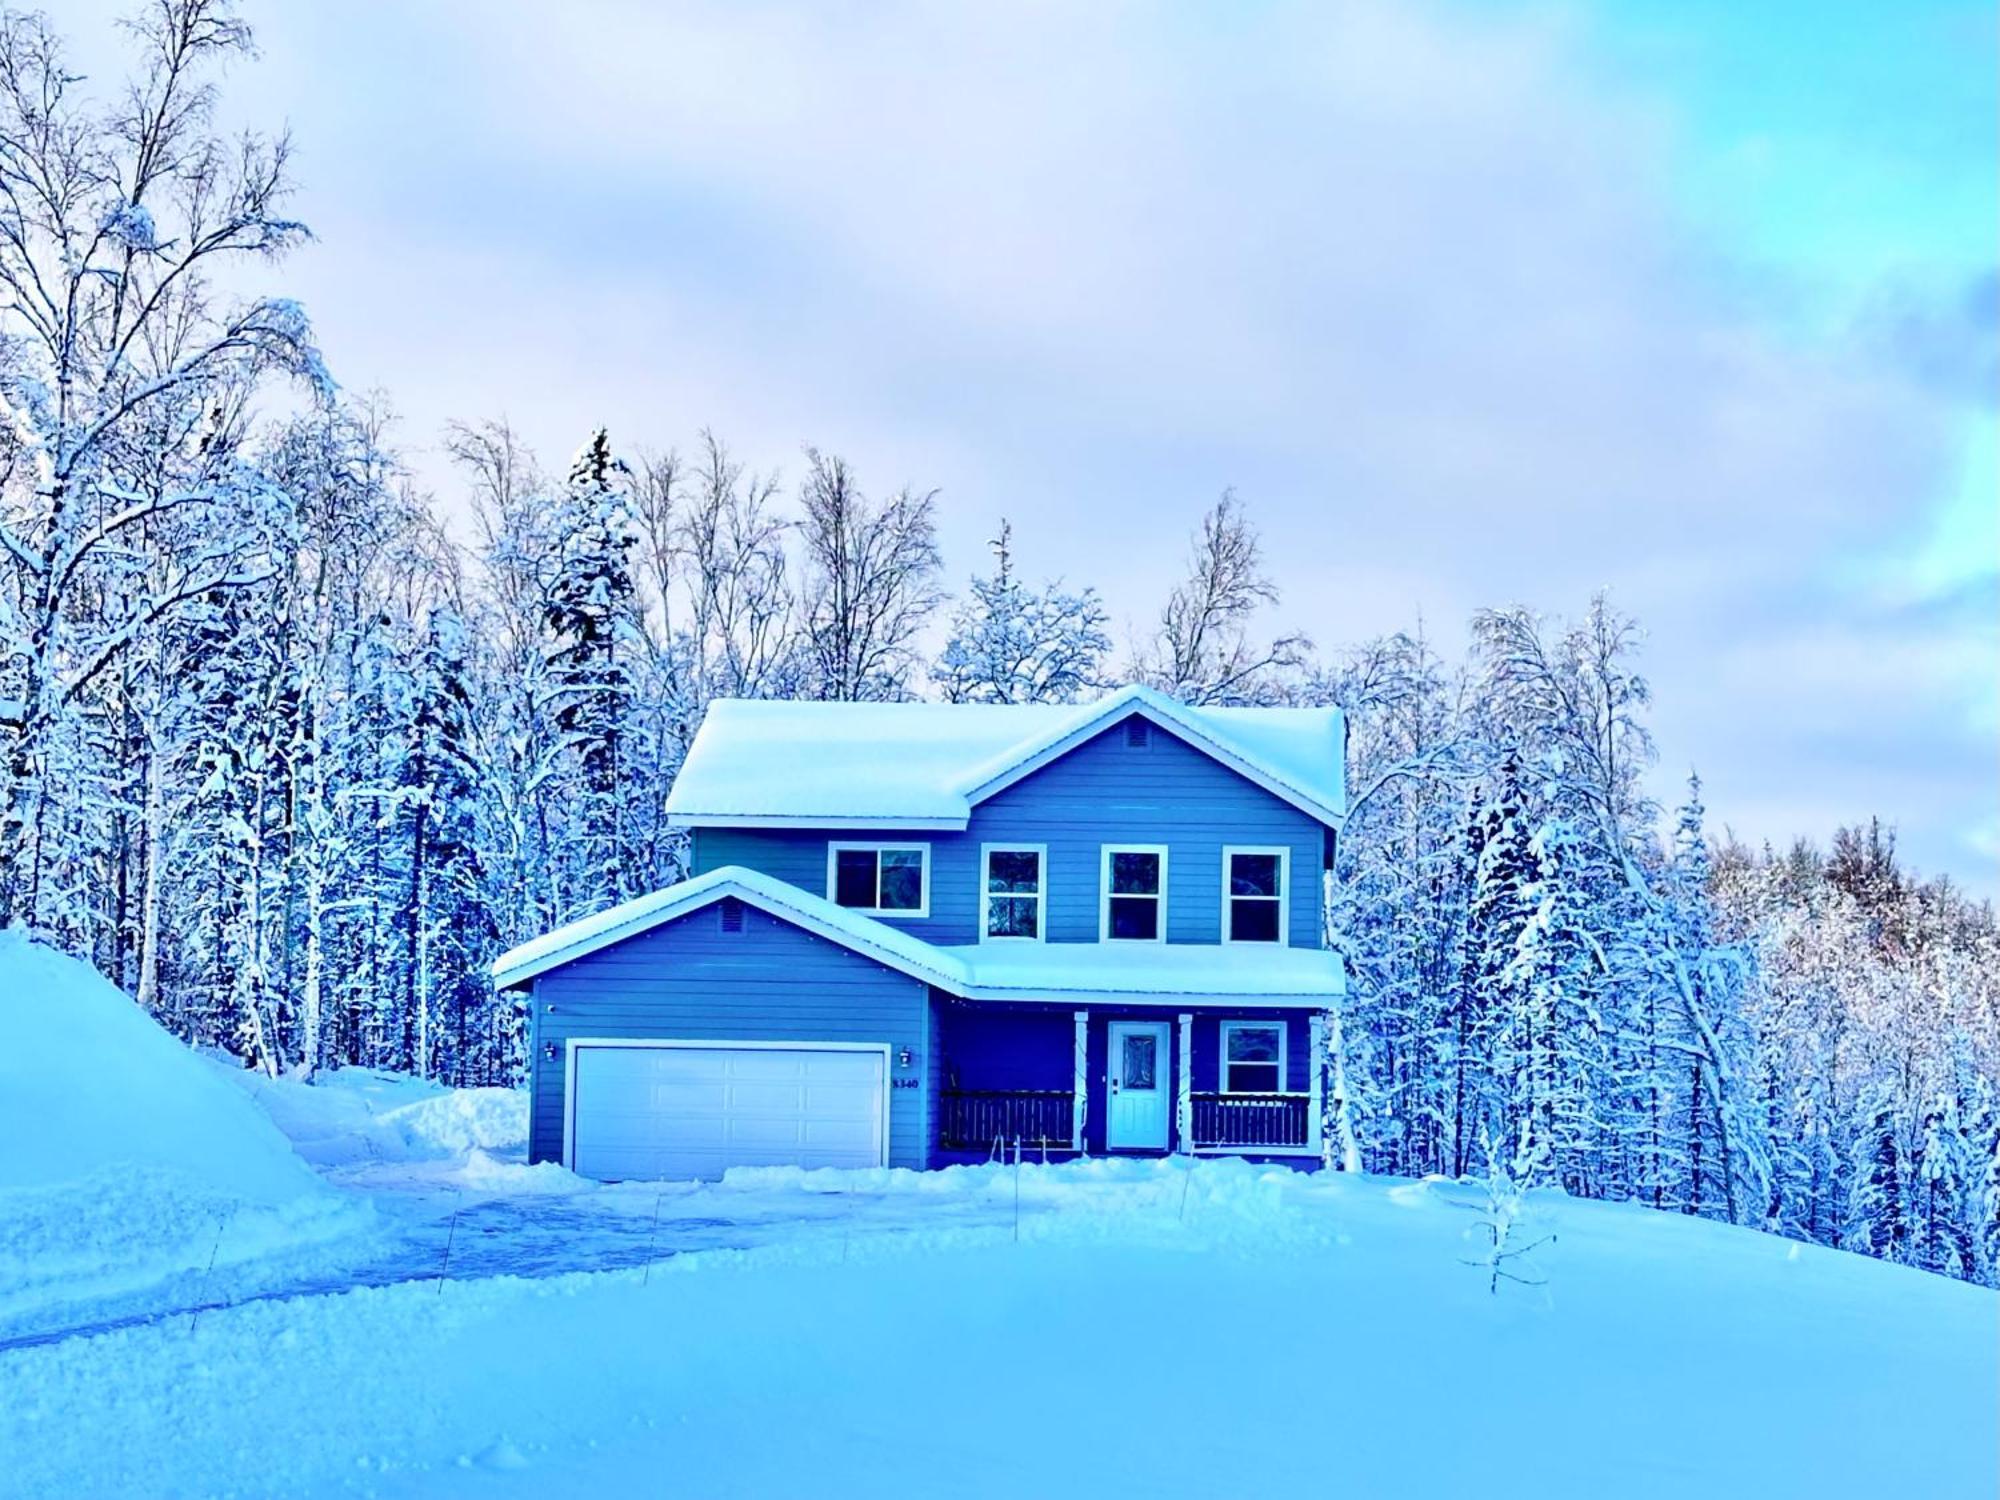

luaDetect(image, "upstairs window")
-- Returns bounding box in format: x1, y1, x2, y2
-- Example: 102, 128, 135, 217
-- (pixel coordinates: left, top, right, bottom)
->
1101, 845, 1167, 942
982, 846, 1046, 941
1222, 1021, 1286, 1093
1223, 847, 1289, 944
828, 843, 929, 917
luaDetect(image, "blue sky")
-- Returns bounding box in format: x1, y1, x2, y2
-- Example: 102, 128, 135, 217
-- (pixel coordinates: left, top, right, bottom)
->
68, 1, 2000, 889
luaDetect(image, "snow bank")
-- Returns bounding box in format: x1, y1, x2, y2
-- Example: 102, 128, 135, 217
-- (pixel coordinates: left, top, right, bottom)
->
0, 934, 368, 1332
227, 1064, 527, 1169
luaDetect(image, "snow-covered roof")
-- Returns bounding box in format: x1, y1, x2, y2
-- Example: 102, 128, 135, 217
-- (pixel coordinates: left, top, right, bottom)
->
492, 865, 1342, 1008
490, 866, 959, 991
662, 685, 1346, 830
939, 940, 1344, 1006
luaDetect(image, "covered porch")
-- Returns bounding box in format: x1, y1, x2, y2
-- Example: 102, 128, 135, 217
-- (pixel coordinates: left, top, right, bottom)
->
931, 997, 1327, 1162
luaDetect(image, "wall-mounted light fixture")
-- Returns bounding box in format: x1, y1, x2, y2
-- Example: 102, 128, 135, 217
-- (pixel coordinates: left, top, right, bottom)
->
897, 1045, 915, 1069
543, 1042, 559, 1062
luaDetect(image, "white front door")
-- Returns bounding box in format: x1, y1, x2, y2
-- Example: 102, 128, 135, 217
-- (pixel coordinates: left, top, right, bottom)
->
1106, 1021, 1172, 1150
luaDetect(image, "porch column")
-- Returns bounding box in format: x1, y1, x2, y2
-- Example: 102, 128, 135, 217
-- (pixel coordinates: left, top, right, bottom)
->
1072, 1010, 1089, 1153
1176, 1012, 1193, 1154
1309, 1011, 1328, 1158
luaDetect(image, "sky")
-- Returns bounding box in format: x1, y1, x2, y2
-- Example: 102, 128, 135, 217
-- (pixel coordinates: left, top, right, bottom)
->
66, 0, 2000, 891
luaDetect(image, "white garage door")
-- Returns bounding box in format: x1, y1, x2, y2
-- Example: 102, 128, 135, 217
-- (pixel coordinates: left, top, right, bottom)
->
568, 1043, 887, 1181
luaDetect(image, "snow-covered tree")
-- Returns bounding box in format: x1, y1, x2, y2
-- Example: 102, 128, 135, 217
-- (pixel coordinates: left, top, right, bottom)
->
934, 521, 1109, 704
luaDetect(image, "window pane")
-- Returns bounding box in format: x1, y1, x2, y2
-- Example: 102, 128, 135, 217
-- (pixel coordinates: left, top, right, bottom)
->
1110, 851, 1160, 895
1229, 853, 1281, 898
1226, 1062, 1281, 1093
833, 849, 878, 908
878, 849, 925, 910
987, 895, 1039, 938
1226, 1025, 1281, 1063
987, 850, 1041, 893
1230, 900, 1280, 943
1108, 895, 1159, 940
1122, 1034, 1158, 1090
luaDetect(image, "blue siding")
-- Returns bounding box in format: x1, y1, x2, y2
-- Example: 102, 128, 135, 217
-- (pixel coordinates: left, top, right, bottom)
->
694, 717, 1327, 948
525, 899, 932, 1169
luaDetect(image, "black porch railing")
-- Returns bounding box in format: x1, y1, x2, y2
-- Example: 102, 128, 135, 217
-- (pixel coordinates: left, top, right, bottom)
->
939, 1089, 1076, 1151
1191, 1092, 1312, 1150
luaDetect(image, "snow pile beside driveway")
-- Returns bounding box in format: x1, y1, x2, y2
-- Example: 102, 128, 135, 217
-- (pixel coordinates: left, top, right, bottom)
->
0, 934, 369, 1334
228, 1065, 527, 1169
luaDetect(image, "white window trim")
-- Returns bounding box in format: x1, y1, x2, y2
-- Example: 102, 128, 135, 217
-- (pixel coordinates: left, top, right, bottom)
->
826, 841, 932, 918
1099, 843, 1169, 943
979, 843, 1048, 944
1220, 845, 1290, 946
1220, 1020, 1289, 1095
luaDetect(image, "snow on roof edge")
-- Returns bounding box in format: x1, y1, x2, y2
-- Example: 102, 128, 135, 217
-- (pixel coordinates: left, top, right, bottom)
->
493, 867, 1344, 1005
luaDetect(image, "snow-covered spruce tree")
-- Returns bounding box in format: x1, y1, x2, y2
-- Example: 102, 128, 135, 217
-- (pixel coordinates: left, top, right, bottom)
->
1845, 1086, 1911, 1265
1451, 754, 1534, 1178
543, 430, 640, 915
0, 2, 327, 937
1911, 1096, 1980, 1281
797, 449, 943, 702
934, 521, 1110, 704
1135, 492, 1308, 706
401, 607, 499, 1083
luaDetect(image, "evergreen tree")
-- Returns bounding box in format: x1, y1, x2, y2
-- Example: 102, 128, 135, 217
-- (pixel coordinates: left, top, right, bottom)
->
1846, 1088, 1910, 1265
544, 430, 639, 913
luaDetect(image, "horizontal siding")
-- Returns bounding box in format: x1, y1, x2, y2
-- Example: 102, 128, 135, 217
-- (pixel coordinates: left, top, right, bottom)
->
527, 900, 930, 1169
695, 718, 1328, 949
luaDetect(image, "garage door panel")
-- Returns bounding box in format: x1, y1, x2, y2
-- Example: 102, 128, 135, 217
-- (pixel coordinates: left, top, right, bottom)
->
571, 1044, 886, 1181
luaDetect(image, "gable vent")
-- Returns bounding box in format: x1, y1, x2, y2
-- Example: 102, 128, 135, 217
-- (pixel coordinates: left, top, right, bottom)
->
718, 900, 746, 934
1124, 717, 1151, 749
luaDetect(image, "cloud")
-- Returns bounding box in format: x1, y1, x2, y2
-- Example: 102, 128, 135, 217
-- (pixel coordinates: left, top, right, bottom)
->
61, 0, 1997, 887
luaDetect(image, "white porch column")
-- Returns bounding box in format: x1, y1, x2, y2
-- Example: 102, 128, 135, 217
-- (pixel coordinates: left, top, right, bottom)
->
1072, 1010, 1089, 1153
1309, 1011, 1329, 1159
1176, 1012, 1193, 1154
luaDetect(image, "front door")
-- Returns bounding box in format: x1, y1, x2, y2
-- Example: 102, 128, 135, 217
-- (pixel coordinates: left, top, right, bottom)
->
1107, 1021, 1172, 1150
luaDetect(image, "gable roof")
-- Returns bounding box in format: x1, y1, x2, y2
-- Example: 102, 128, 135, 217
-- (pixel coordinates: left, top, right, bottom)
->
490, 865, 959, 991
662, 685, 1345, 830
491, 864, 1344, 1006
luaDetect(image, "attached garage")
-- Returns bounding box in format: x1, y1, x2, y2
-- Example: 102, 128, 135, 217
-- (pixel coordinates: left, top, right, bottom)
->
566, 1041, 888, 1181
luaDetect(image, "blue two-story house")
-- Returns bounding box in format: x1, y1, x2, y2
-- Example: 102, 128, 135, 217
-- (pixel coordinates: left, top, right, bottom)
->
492, 685, 1346, 1180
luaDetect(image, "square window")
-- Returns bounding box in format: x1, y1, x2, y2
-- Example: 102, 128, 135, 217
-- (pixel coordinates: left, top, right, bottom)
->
834, 849, 879, 908
987, 850, 1040, 894
1108, 896, 1159, 941
987, 896, 1039, 938
1110, 851, 1160, 894
1229, 901, 1280, 943
1229, 853, 1281, 898
1224, 1023, 1285, 1094
878, 849, 925, 911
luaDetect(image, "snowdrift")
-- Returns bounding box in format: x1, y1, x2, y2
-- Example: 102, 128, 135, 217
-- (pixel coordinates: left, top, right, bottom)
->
228, 1064, 527, 1171
0, 933, 368, 1331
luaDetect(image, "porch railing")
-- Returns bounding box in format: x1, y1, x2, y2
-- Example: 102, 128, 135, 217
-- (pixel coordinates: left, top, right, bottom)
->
939, 1089, 1077, 1151
1191, 1092, 1312, 1150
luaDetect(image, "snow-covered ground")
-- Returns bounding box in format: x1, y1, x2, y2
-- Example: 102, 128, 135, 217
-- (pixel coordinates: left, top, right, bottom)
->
3, 937, 1995, 1498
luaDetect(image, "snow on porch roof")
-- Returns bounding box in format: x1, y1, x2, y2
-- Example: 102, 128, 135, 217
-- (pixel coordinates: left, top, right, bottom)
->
491, 864, 1343, 1006
661, 685, 1346, 830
